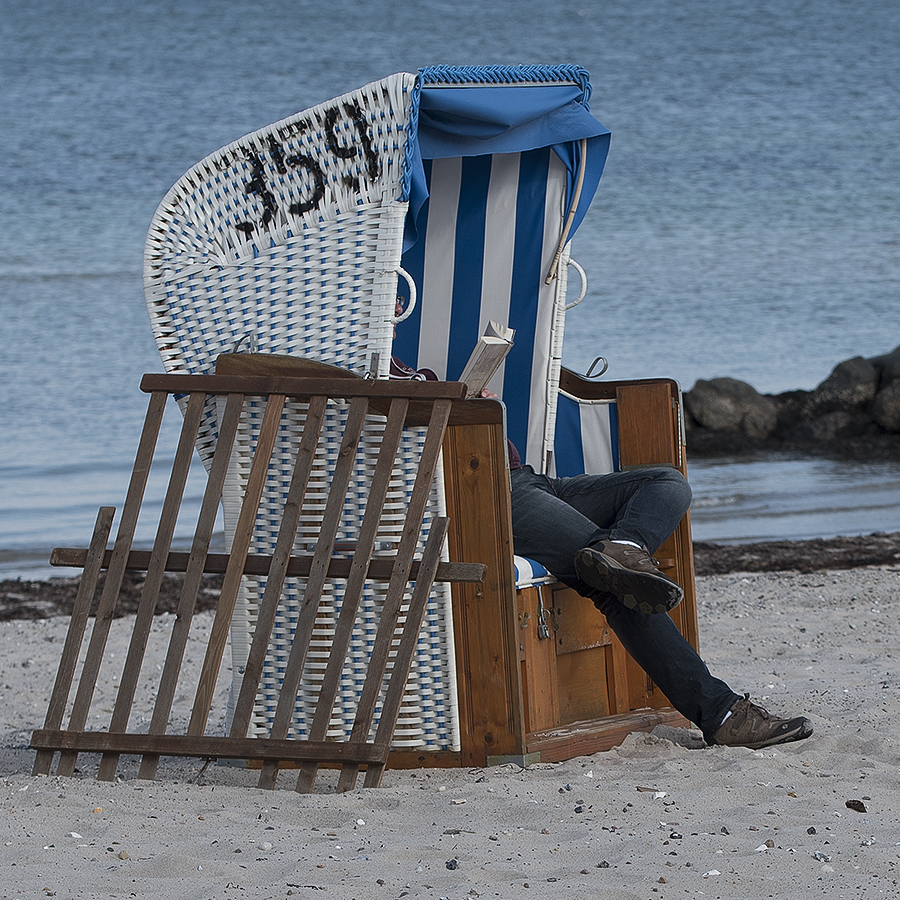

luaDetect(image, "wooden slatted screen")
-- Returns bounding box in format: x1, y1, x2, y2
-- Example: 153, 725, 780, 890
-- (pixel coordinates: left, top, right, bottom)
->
31, 375, 484, 792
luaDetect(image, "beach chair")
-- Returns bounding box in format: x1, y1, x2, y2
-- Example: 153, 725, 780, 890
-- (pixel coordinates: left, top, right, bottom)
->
140, 65, 700, 768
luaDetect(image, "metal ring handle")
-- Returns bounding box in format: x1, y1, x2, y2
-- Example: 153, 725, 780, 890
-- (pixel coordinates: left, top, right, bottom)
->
585, 356, 609, 379
564, 258, 588, 311
391, 267, 418, 322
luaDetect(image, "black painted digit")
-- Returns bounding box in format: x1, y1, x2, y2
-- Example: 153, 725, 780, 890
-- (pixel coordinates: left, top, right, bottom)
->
235, 151, 279, 235
267, 135, 287, 174
286, 154, 326, 216
345, 101, 380, 181
324, 101, 380, 182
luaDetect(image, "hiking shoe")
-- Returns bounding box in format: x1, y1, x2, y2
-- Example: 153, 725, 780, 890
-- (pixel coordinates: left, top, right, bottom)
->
574, 540, 684, 615
710, 694, 813, 749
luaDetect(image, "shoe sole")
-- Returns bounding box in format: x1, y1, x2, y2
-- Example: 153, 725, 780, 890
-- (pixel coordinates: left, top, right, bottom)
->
574, 547, 684, 615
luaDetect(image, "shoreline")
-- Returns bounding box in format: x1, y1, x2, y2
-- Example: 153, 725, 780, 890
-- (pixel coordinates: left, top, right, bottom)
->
1, 532, 898, 622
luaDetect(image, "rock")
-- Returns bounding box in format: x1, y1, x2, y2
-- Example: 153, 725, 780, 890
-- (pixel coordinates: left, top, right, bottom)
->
873, 379, 900, 432
684, 378, 779, 439
869, 344, 900, 388
782, 410, 874, 444
801, 356, 879, 418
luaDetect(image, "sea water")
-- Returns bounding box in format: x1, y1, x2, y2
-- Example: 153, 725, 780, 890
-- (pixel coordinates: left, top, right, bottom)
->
1, 0, 899, 578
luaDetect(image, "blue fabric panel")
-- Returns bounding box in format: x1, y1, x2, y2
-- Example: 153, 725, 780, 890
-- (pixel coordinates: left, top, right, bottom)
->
394, 160, 430, 367
417, 86, 600, 155
502, 148, 550, 453
553, 394, 586, 477
446, 156, 493, 379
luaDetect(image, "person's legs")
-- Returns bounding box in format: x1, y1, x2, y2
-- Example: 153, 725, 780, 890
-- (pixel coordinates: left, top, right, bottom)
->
552, 467, 693, 555
509, 465, 691, 573
592, 591, 740, 739
509, 465, 812, 747
510, 466, 607, 581
511, 466, 692, 611
509, 464, 735, 730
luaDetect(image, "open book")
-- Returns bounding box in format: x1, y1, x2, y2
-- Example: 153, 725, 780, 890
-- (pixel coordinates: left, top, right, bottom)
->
458, 321, 515, 398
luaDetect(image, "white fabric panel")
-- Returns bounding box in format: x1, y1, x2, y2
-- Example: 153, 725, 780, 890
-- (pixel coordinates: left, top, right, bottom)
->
525, 152, 569, 471
479, 153, 520, 397
578, 398, 617, 476
416, 157, 462, 380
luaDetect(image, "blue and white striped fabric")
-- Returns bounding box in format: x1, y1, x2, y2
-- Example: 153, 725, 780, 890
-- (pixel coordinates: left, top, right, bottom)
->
514, 556, 555, 588
396, 150, 568, 467
552, 392, 620, 478
394, 66, 611, 471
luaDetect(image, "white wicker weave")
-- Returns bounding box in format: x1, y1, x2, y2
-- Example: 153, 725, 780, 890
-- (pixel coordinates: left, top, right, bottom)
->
144, 73, 459, 750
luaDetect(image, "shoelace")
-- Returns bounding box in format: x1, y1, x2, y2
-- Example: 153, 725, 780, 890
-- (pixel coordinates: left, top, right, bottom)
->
734, 695, 773, 722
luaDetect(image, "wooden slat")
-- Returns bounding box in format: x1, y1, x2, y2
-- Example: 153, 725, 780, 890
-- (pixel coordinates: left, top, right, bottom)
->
32, 730, 387, 765
335, 398, 453, 792
98, 390, 206, 781
56, 390, 167, 777
293, 396, 410, 792
49, 547, 486, 584
442, 414, 525, 766
32, 507, 115, 776
215, 352, 361, 380
553, 588, 613, 655
556, 648, 613, 723
227, 393, 329, 740
139, 391, 245, 780
616, 382, 678, 469
515, 586, 559, 735
608, 632, 632, 715
523, 707, 691, 762
141, 373, 467, 401
188, 392, 286, 736
256, 395, 372, 790
362, 517, 450, 789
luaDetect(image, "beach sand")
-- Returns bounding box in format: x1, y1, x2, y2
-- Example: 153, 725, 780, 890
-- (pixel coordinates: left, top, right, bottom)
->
2, 564, 899, 899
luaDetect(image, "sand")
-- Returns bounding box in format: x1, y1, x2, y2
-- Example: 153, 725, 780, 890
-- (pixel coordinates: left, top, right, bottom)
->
2, 564, 899, 899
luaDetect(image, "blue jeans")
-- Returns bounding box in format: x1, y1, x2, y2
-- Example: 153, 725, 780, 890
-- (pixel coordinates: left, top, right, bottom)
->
510, 465, 739, 740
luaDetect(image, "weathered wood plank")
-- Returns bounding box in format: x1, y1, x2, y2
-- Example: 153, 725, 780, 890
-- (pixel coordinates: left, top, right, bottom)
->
293, 396, 410, 793
56, 390, 167, 778
362, 517, 450, 789
32, 507, 115, 776
616, 382, 678, 469
442, 416, 525, 766
188, 392, 285, 736
256, 395, 372, 790
139, 390, 246, 780
141, 373, 467, 401
49, 550, 486, 584
31, 730, 387, 766
98, 390, 207, 781
335, 399, 454, 792
226, 393, 329, 744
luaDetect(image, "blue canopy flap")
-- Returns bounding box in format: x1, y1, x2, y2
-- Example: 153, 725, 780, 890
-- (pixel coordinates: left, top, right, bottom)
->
403, 65, 610, 251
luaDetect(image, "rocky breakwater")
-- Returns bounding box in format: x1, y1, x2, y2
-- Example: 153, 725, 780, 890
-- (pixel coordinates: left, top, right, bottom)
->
683, 345, 900, 459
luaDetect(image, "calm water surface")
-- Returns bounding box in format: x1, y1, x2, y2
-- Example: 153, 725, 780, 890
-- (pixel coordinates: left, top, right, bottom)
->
2, 0, 898, 577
